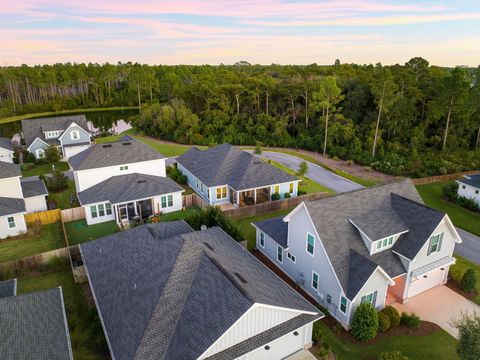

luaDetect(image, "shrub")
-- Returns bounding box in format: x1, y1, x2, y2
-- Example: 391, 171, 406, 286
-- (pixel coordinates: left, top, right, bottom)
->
460, 268, 477, 293
284, 192, 291, 199
381, 306, 400, 327
379, 350, 411, 360
185, 206, 243, 241
166, 166, 188, 185
20, 163, 35, 171
452, 312, 480, 360
297, 190, 307, 196
400, 312, 420, 328
297, 161, 308, 177
456, 196, 480, 212
312, 324, 327, 345
271, 193, 281, 201
378, 312, 391, 332
40, 170, 69, 192
45, 145, 61, 163
24, 151, 36, 163
442, 182, 459, 201
346, 159, 354, 166
254, 141, 262, 154
351, 303, 378, 341
317, 342, 331, 360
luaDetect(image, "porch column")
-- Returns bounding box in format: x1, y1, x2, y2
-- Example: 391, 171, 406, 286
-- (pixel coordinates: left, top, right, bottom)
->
254, 189, 257, 204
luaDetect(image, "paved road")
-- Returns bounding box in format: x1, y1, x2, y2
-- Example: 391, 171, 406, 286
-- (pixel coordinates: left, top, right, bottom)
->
455, 227, 480, 264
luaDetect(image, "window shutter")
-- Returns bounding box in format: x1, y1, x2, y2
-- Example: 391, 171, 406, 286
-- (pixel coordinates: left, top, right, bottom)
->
438, 233, 443, 252
427, 238, 432, 256
372, 291, 377, 308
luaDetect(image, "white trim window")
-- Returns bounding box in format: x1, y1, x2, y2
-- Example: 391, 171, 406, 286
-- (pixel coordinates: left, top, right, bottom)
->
7, 216, 16, 229
361, 291, 377, 307
120, 165, 129, 171
259, 232, 265, 248
375, 236, 394, 251
428, 233, 444, 255
196, 179, 200, 190
340, 296, 348, 313
161, 195, 174, 208
306, 233, 315, 255
90, 203, 112, 219
287, 252, 296, 263
311, 271, 319, 290
277, 245, 283, 263
90, 205, 98, 218
36, 148, 45, 159
70, 130, 80, 140
289, 183, 294, 194
216, 186, 227, 200
274, 185, 280, 194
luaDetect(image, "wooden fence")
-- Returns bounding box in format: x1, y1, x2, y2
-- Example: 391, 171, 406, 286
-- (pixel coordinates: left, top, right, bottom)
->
223, 192, 329, 219
183, 193, 209, 208
24, 208, 61, 225
0, 247, 70, 273
61, 207, 86, 223
411, 170, 480, 185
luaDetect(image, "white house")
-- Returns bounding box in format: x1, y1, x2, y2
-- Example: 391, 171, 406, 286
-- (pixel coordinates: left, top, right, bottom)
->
177, 144, 300, 208
252, 180, 462, 329
0, 137, 14, 163
81, 221, 323, 360
71, 136, 182, 225
456, 174, 480, 207
22, 115, 92, 160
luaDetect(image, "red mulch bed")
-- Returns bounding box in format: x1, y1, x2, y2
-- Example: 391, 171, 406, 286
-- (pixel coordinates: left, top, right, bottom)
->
446, 278, 477, 301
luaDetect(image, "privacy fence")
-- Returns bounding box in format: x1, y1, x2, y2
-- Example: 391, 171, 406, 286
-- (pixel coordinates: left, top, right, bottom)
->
411, 170, 479, 186
24, 209, 61, 225
183, 193, 209, 208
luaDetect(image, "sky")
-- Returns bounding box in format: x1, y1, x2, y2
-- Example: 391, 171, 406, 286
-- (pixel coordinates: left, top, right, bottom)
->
1, 0, 480, 66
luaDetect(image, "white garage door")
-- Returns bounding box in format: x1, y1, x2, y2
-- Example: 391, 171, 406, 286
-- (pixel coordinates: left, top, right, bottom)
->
64, 145, 90, 159
408, 268, 445, 298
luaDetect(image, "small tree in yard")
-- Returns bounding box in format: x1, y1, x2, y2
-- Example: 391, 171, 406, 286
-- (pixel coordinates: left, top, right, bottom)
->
461, 269, 477, 293
351, 303, 378, 341
452, 312, 480, 360
297, 161, 308, 178
41, 170, 69, 192
45, 145, 61, 163
254, 141, 262, 154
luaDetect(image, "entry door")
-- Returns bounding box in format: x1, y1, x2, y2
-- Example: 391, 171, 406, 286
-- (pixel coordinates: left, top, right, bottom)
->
119, 205, 128, 221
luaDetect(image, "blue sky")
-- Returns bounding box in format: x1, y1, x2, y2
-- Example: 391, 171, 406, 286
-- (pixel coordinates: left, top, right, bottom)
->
1, 0, 479, 66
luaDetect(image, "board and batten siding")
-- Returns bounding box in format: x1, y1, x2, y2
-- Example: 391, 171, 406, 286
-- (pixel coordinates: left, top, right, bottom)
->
0, 176, 23, 198
59, 123, 91, 146
457, 182, 480, 206
199, 304, 311, 359
28, 138, 49, 159
0, 213, 27, 239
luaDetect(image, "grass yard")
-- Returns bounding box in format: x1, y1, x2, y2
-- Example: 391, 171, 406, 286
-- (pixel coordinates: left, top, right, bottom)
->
64, 219, 120, 245
48, 180, 78, 209
21, 161, 70, 177
416, 181, 480, 236
159, 206, 201, 222
268, 160, 335, 195
16, 262, 109, 359
0, 222, 65, 263
315, 321, 458, 360
450, 254, 480, 305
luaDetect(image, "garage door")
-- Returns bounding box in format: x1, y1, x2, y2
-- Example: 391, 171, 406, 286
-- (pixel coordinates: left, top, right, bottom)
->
408, 268, 445, 298
64, 145, 90, 159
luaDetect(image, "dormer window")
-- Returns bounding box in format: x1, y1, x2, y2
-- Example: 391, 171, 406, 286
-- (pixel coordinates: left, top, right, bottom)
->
375, 236, 394, 252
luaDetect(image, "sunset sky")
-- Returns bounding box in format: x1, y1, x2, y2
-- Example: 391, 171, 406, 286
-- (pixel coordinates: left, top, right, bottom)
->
2, 0, 480, 66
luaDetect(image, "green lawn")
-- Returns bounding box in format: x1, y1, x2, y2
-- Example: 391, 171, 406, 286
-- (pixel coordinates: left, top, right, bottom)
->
315, 321, 458, 360
268, 160, 335, 195
416, 181, 480, 236
48, 180, 78, 209
17, 262, 108, 359
450, 254, 480, 305
0, 223, 65, 263
159, 206, 201, 222
21, 161, 70, 177
0, 106, 138, 124
64, 219, 120, 245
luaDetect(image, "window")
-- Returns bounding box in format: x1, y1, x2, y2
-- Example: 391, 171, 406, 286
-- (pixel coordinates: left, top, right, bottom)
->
312, 271, 319, 290
105, 203, 112, 215
161, 196, 167, 208
361, 291, 377, 307
289, 183, 294, 194
287, 252, 296, 263
168, 195, 173, 207
376, 236, 394, 251
327, 295, 332, 304
216, 186, 227, 199
259, 232, 265, 247
476, 190, 479, 194
306, 233, 315, 255
98, 204, 105, 217
90, 205, 98, 218
71, 130, 80, 140
200, 183, 204, 193
462, 185, 466, 189
388, 236, 393, 245
340, 296, 347, 313
277, 246, 283, 263
274, 185, 280, 194
376, 241, 382, 250
428, 233, 443, 255
196, 179, 200, 190
7, 216, 16, 229
120, 165, 129, 171
383, 238, 388, 246
36, 148, 45, 159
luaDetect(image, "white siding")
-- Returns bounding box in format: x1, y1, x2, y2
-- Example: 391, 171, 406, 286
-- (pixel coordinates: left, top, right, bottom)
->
0, 149, 14, 163
457, 182, 480, 206
0, 213, 27, 239
84, 202, 115, 225
152, 192, 183, 215
63, 144, 90, 159
24, 195, 48, 213
0, 177, 23, 198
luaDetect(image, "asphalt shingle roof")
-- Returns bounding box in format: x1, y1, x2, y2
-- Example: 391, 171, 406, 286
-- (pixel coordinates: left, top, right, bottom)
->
69, 137, 166, 171
77, 173, 183, 205
350, 207, 409, 241
21, 115, 89, 148
21, 178, 48, 198
254, 217, 289, 248
0, 287, 73, 360
0, 279, 17, 298
0, 137, 13, 151
81, 221, 319, 360
0, 197, 25, 217
457, 173, 480, 189
0, 161, 21, 179
176, 143, 297, 191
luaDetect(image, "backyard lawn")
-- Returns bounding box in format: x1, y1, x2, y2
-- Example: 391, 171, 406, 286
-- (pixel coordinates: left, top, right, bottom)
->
416, 181, 480, 236
158, 206, 201, 222
64, 219, 120, 245
16, 262, 108, 359
48, 180, 78, 209
21, 161, 70, 177
0, 222, 65, 263
450, 254, 480, 305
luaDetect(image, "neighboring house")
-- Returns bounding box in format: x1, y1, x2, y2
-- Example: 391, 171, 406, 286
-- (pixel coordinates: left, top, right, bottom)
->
77, 173, 184, 225
177, 144, 300, 207
252, 180, 462, 329
22, 115, 92, 160
0, 283, 73, 359
0, 137, 14, 163
81, 221, 322, 360
456, 173, 480, 206
21, 177, 49, 213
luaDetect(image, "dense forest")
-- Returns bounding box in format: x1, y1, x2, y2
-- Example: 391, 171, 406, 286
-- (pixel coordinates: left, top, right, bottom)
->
1, 59, 479, 177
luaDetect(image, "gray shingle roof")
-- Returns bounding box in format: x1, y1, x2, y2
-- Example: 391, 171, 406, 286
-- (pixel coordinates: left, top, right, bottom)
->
304, 179, 441, 300
69, 137, 166, 170
0, 161, 21, 179
0, 287, 73, 360
457, 173, 480, 188
0, 137, 13, 151
21, 178, 48, 198
0, 197, 26, 217
22, 115, 89, 147
254, 217, 289, 248
177, 144, 297, 190
350, 207, 409, 241
346, 250, 378, 299
77, 173, 183, 205
81, 221, 319, 360
0, 279, 17, 298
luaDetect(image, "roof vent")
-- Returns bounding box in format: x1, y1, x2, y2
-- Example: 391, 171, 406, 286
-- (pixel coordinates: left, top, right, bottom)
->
137, 180, 147, 184
122, 142, 131, 146
253, 160, 261, 164
203, 242, 214, 251
234, 272, 247, 284
200, 225, 207, 231
102, 144, 112, 148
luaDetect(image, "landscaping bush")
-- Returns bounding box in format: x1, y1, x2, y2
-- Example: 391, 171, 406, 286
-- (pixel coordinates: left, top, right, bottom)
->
312, 323, 327, 345
297, 190, 307, 196
271, 193, 281, 201
316, 342, 331, 360
381, 306, 400, 327
460, 268, 477, 293
40, 170, 69, 192
442, 182, 459, 202
297, 161, 308, 177
185, 206, 243, 241
378, 312, 391, 332
20, 162, 35, 171
24, 151, 36, 163
166, 166, 188, 185
456, 196, 480, 212
379, 350, 411, 360
45, 145, 61, 163
351, 303, 378, 341
284, 192, 291, 199
452, 312, 480, 360
400, 312, 420, 328
254, 141, 262, 154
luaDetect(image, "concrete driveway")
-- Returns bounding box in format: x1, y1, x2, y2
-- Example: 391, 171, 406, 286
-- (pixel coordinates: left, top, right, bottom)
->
392, 285, 480, 337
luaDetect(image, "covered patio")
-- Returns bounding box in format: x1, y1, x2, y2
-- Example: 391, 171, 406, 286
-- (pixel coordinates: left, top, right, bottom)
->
237, 187, 271, 207
114, 198, 155, 224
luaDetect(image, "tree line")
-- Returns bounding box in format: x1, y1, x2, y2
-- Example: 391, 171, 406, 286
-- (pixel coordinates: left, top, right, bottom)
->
0, 59, 479, 177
